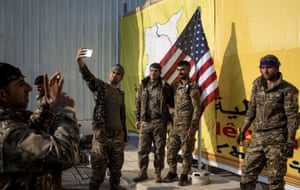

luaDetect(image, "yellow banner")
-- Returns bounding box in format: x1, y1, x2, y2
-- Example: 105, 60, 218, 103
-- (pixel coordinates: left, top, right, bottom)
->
211, 0, 300, 187
120, 0, 214, 132
120, 0, 300, 188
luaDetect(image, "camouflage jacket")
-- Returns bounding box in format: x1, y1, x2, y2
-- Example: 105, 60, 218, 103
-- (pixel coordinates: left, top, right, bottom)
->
0, 105, 80, 190
173, 79, 201, 128
135, 76, 174, 124
79, 64, 127, 142
30, 95, 53, 133
246, 73, 299, 139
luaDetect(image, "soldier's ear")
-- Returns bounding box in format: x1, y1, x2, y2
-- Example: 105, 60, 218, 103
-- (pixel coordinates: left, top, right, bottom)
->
0, 89, 8, 101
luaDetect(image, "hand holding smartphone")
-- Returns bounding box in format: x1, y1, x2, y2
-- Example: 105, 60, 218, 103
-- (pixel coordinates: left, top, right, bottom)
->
84, 49, 93, 57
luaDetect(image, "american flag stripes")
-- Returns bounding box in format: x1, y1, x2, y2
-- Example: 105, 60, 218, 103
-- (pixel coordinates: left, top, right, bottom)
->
160, 8, 219, 114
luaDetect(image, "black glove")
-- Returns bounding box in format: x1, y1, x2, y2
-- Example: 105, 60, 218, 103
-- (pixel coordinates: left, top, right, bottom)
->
286, 141, 295, 158
236, 132, 245, 145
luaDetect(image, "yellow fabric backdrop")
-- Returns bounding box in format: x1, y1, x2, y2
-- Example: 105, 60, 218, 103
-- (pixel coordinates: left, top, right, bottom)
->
120, 0, 300, 188
120, 0, 214, 132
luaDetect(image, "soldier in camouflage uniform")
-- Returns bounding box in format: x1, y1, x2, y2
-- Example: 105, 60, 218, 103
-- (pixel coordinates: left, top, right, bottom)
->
237, 54, 299, 190
76, 48, 127, 190
32, 75, 63, 190
0, 62, 80, 190
163, 60, 201, 186
133, 63, 174, 183
30, 75, 54, 132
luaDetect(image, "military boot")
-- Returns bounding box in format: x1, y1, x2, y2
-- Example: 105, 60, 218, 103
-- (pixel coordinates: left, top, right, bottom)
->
133, 170, 148, 183
163, 171, 178, 182
178, 174, 189, 186
155, 173, 162, 183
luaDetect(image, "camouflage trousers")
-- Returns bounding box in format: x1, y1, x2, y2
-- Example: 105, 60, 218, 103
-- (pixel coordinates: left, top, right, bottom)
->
241, 133, 287, 190
137, 121, 167, 174
52, 171, 62, 190
89, 129, 125, 190
0, 173, 54, 190
166, 125, 195, 175
34, 173, 54, 190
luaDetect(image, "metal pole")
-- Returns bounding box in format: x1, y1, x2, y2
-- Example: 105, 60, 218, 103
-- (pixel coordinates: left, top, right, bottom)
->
197, 120, 202, 170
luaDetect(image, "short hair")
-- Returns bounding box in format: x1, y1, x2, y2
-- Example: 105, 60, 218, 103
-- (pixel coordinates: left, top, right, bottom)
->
177, 60, 190, 68
34, 75, 44, 85
150, 63, 161, 71
111, 64, 125, 76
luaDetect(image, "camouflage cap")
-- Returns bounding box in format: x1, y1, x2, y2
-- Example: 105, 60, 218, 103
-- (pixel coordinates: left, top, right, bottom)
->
0, 62, 24, 88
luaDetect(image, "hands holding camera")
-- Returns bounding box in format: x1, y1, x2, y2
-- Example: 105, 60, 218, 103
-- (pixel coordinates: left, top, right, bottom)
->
43, 71, 75, 113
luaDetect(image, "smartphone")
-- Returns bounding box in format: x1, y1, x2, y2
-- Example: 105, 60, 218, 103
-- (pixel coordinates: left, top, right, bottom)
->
84, 49, 93, 57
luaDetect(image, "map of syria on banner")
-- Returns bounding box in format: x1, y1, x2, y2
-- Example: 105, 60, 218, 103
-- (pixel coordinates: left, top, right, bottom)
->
160, 8, 219, 114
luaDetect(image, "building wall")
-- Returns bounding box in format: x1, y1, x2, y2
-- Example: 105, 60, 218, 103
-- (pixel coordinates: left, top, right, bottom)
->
0, 0, 147, 134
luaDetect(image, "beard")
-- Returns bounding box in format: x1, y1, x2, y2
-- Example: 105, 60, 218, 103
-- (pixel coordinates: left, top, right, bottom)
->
263, 72, 278, 81
179, 74, 188, 80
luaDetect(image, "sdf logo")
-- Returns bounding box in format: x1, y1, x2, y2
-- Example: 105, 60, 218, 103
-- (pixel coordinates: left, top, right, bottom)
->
143, 8, 183, 77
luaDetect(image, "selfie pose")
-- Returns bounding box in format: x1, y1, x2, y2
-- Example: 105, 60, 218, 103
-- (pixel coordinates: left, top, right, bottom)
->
76, 48, 127, 190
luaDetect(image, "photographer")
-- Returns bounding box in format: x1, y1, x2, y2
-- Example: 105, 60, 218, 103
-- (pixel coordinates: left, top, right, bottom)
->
0, 62, 80, 189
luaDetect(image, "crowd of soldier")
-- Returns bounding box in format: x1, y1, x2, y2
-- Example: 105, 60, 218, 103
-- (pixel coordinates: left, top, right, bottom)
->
0, 53, 298, 190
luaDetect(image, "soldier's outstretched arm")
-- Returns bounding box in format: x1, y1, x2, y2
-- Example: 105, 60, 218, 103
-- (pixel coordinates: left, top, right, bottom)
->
76, 48, 103, 92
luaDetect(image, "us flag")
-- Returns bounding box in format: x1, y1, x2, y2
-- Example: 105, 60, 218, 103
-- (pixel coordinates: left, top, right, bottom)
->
160, 8, 219, 114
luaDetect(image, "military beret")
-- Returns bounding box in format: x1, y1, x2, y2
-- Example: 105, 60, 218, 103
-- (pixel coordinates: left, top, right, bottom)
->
0, 62, 23, 88
260, 54, 280, 68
